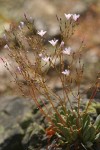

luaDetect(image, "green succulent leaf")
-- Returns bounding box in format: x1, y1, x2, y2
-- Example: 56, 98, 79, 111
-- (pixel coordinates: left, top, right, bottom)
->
82, 114, 90, 130
86, 142, 93, 148
72, 125, 77, 130
82, 126, 90, 143
83, 126, 96, 143
88, 126, 96, 142
60, 107, 66, 115
55, 113, 61, 123
72, 129, 78, 141
95, 132, 100, 141
94, 115, 100, 130
63, 127, 71, 142
52, 113, 63, 125
73, 117, 77, 125
57, 123, 64, 130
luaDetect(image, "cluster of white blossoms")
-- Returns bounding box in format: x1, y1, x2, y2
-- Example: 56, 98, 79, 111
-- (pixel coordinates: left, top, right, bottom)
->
37, 37, 71, 76
37, 30, 58, 46
4, 13, 78, 76
36, 13, 79, 75
64, 14, 80, 21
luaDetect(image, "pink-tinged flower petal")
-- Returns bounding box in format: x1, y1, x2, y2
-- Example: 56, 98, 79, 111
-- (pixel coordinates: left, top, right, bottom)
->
37, 30, 47, 37
72, 14, 80, 21
48, 39, 58, 46
60, 41, 64, 47
64, 14, 72, 20
62, 47, 71, 55
42, 57, 50, 62
62, 69, 70, 75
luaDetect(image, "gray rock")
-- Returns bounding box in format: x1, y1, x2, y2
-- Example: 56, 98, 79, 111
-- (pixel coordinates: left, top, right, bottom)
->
1, 0, 96, 36
22, 122, 45, 150
0, 96, 36, 150
87, 87, 100, 101
71, 1, 88, 14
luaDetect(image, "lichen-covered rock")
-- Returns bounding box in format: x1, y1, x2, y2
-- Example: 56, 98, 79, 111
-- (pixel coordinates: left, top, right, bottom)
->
22, 122, 45, 150
0, 96, 39, 150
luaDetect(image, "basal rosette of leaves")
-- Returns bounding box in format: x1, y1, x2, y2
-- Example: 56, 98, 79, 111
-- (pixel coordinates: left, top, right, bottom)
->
51, 106, 100, 149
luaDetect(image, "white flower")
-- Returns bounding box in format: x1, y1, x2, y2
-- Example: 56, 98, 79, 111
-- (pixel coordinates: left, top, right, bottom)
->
42, 57, 50, 62
4, 44, 10, 50
20, 21, 24, 27
62, 69, 70, 75
18, 21, 25, 30
64, 14, 72, 20
18, 25, 22, 30
72, 14, 80, 21
62, 47, 71, 55
37, 30, 47, 37
3, 34, 7, 40
29, 17, 33, 23
39, 53, 43, 57
48, 39, 58, 46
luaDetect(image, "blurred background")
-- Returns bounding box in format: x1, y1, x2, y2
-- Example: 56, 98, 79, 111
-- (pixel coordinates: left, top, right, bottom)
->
0, 0, 100, 150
